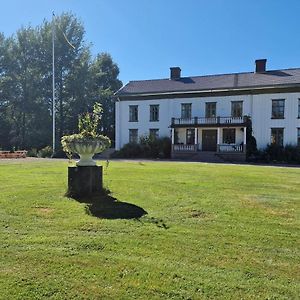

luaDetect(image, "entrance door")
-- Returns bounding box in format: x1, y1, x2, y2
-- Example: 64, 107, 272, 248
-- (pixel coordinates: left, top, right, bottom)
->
202, 130, 217, 151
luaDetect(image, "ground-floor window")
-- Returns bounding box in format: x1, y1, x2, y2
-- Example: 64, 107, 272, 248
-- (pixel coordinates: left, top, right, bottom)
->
129, 129, 138, 143
149, 128, 159, 139
298, 128, 300, 146
271, 128, 284, 146
186, 128, 195, 145
223, 128, 236, 144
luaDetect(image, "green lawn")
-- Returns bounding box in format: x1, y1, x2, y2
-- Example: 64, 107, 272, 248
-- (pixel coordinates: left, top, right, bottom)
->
0, 160, 299, 299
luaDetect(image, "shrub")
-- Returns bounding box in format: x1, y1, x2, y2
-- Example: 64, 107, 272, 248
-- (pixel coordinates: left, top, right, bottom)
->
52, 149, 68, 158
255, 144, 300, 163
244, 116, 258, 159
27, 148, 38, 157
113, 136, 172, 159
38, 146, 53, 158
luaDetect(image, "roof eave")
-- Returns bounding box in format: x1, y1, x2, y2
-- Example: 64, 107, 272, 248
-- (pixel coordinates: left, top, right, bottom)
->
117, 83, 300, 100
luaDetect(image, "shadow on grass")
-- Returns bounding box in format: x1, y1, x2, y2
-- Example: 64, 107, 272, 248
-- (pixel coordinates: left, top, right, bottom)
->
69, 189, 148, 220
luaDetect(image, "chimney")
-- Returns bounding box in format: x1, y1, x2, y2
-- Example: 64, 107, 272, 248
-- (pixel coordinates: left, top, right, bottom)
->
255, 59, 267, 73
170, 67, 181, 80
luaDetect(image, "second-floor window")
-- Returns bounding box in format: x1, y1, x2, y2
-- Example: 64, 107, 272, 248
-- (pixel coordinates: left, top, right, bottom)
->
129, 129, 138, 143
272, 99, 285, 119
129, 105, 138, 122
205, 102, 216, 118
298, 99, 300, 118
150, 105, 159, 122
271, 128, 284, 146
181, 103, 192, 119
231, 101, 243, 118
298, 128, 300, 146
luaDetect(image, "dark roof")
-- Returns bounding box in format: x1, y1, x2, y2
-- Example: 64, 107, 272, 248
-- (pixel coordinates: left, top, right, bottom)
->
116, 68, 300, 97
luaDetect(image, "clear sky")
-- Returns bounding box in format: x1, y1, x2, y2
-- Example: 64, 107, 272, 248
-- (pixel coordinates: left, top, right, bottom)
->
1, 0, 300, 85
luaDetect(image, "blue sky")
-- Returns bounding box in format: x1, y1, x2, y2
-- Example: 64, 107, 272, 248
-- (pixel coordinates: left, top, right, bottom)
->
1, 0, 300, 85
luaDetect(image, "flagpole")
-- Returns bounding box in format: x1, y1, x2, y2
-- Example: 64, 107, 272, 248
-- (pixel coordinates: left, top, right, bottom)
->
52, 12, 56, 156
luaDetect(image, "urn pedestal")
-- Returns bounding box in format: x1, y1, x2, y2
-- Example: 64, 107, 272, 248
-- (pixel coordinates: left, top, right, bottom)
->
68, 166, 103, 197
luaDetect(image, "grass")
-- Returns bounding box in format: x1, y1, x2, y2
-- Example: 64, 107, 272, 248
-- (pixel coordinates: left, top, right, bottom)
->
0, 159, 299, 299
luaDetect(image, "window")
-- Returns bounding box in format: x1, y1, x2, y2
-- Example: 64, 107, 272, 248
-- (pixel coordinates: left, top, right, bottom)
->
181, 103, 192, 119
298, 128, 300, 146
272, 99, 285, 119
231, 101, 243, 118
271, 128, 284, 146
129, 129, 138, 143
205, 102, 216, 118
150, 105, 159, 122
186, 128, 195, 145
223, 129, 236, 144
298, 99, 300, 118
149, 129, 159, 139
129, 105, 138, 122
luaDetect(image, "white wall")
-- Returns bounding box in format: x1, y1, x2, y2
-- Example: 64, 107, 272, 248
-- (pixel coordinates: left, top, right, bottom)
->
115, 92, 300, 150
252, 92, 300, 149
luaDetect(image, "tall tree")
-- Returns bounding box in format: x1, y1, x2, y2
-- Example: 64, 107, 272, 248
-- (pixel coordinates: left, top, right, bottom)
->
89, 53, 122, 142
0, 13, 122, 151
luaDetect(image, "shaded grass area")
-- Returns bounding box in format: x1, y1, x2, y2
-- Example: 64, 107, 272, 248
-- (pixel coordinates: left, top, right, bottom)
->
0, 160, 299, 299
73, 189, 148, 219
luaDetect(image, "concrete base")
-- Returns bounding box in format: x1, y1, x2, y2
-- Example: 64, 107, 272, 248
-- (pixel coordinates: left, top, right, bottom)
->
68, 166, 103, 197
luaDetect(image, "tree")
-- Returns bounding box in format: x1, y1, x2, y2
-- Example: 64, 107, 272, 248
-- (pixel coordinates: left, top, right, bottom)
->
0, 13, 122, 151
89, 53, 122, 142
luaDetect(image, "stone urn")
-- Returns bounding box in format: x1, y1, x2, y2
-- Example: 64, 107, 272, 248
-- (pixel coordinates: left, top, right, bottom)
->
68, 139, 109, 166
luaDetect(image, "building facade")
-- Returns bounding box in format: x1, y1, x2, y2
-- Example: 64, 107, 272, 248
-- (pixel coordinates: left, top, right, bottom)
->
115, 60, 300, 160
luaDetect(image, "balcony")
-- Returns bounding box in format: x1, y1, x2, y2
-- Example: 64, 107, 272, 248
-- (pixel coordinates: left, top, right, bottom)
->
171, 116, 246, 127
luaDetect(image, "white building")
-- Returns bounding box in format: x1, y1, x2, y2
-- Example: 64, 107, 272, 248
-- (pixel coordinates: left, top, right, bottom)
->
115, 59, 300, 160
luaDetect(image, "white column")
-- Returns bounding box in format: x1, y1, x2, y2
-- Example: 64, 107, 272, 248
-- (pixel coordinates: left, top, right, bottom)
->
194, 128, 198, 151
171, 128, 175, 144
217, 128, 221, 152
243, 127, 247, 152
217, 128, 221, 144
115, 100, 120, 150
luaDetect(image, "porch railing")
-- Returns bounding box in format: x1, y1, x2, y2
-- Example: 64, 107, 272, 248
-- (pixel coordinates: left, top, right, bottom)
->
217, 144, 244, 152
172, 144, 197, 152
172, 144, 244, 153
172, 116, 245, 126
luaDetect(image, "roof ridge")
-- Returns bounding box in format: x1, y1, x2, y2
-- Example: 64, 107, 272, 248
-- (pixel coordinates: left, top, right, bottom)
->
126, 67, 300, 83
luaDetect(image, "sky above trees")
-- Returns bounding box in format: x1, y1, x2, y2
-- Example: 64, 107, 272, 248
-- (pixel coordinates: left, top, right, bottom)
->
1, 0, 300, 83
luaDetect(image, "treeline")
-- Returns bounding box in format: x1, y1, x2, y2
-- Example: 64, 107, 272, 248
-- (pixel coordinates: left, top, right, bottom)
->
0, 13, 122, 152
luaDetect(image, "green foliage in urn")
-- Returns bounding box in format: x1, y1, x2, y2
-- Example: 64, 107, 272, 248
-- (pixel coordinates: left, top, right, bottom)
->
61, 103, 111, 159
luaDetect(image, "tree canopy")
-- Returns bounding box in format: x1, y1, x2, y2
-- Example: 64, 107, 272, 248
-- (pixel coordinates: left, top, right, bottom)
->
0, 13, 122, 152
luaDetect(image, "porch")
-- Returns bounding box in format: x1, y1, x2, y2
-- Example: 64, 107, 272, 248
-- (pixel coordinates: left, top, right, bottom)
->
170, 118, 247, 161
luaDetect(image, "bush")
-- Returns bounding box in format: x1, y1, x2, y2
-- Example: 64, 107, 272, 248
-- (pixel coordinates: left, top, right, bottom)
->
52, 149, 68, 158
37, 146, 53, 158
244, 116, 258, 159
254, 144, 300, 163
112, 136, 172, 159
27, 148, 38, 157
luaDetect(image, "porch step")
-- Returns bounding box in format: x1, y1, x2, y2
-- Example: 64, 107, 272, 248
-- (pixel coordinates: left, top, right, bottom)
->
172, 151, 225, 163
191, 151, 225, 163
